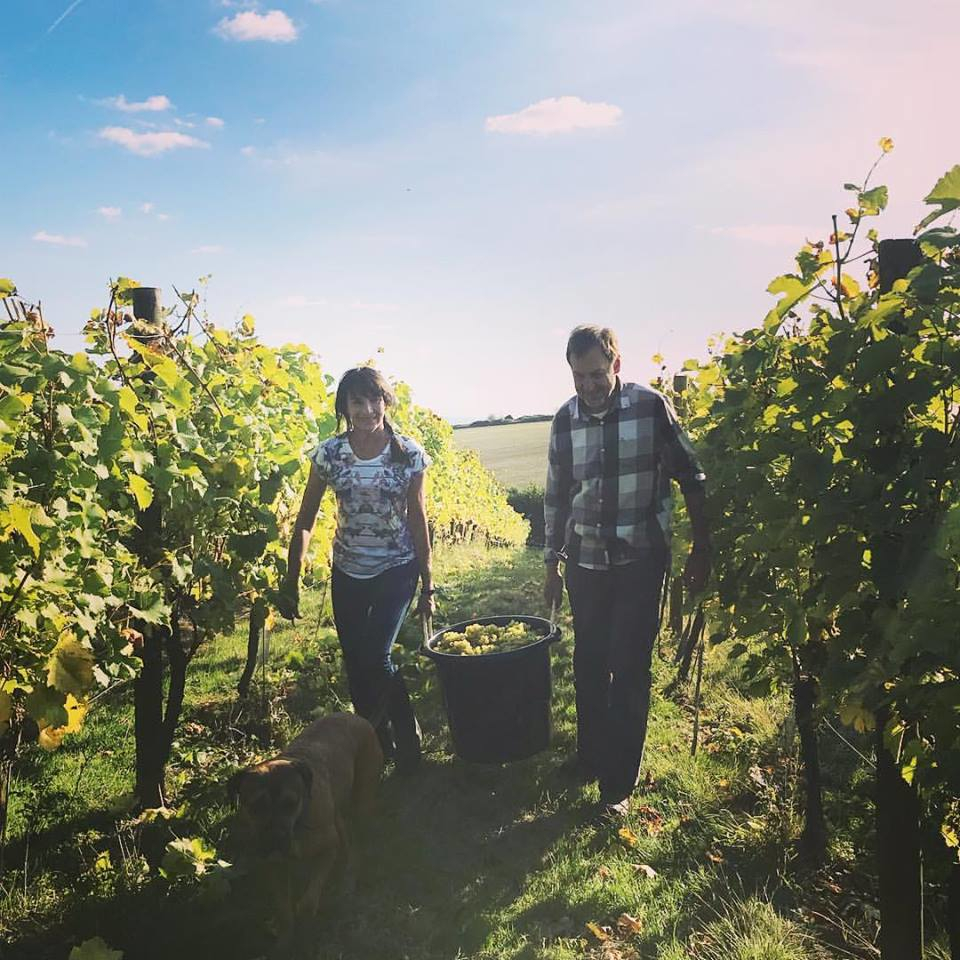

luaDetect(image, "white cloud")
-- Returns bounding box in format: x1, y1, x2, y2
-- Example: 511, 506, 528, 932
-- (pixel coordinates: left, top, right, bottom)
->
215, 10, 298, 42
485, 96, 622, 135
191, 245, 223, 254
100, 94, 172, 113
173, 118, 197, 129
279, 294, 327, 308
206, 116, 225, 128
156, 213, 171, 221
140, 202, 155, 213
34, 230, 87, 248
240, 145, 256, 156
97, 206, 122, 220
99, 127, 209, 156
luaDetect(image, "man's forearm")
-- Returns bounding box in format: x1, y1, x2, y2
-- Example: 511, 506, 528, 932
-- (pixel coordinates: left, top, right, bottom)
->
682, 484, 711, 547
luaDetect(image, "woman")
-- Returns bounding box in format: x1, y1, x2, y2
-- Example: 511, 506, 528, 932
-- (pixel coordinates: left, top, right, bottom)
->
278, 366, 435, 770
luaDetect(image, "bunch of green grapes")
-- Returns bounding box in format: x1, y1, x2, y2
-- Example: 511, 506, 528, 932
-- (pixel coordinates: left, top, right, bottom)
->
433, 620, 541, 656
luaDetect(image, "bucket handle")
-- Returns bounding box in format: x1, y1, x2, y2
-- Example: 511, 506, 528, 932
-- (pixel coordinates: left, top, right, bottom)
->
547, 601, 563, 643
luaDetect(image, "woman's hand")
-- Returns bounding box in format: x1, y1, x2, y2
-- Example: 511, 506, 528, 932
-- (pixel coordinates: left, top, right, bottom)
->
416, 588, 435, 618
276, 582, 301, 621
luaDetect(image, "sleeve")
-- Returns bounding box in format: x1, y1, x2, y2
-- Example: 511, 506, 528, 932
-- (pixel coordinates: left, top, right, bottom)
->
543, 412, 572, 564
656, 395, 706, 494
408, 439, 432, 475
309, 438, 332, 480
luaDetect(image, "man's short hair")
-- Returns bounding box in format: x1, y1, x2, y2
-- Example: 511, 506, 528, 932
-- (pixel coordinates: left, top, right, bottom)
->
566, 326, 620, 364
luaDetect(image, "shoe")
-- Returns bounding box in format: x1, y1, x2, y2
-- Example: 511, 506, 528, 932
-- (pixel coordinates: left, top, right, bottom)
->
598, 796, 631, 821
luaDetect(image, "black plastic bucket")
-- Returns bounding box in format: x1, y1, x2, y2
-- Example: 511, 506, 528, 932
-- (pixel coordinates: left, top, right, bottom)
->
422, 615, 561, 763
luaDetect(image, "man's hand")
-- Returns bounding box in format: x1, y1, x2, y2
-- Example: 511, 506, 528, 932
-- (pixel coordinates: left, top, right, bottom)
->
683, 543, 712, 596
544, 564, 564, 613
275, 582, 301, 621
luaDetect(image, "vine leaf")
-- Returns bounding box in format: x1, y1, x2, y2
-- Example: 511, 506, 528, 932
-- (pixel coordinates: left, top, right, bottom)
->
8, 502, 40, 556
47, 635, 96, 697
38, 694, 87, 751
128, 474, 154, 510
69, 937, 124, 960
839, 702, 875, 734
915, 164, 960, 232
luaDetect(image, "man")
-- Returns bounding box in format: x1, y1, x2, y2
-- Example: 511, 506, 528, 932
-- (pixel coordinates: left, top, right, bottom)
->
544, 326, 711, 818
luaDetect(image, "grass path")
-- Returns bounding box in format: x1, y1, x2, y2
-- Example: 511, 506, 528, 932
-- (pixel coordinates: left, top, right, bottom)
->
2, 544, 874, 960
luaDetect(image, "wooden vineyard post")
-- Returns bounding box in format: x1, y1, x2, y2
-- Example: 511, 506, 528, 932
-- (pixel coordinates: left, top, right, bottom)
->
873, 242, 924, 960
130, 287, 168, 809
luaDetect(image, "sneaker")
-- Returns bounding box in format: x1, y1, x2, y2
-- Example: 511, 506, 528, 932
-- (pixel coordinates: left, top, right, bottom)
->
598, 796, 631, 821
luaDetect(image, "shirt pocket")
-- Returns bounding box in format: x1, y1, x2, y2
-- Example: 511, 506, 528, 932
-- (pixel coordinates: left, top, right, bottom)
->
570, 427, 603, 481
618, 416, 655, 473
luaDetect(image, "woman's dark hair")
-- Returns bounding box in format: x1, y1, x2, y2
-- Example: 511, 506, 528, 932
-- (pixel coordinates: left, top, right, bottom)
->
335, 366, 409, 464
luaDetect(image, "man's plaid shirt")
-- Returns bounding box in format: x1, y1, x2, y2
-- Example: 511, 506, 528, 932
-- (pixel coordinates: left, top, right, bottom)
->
544, 380, 705, 570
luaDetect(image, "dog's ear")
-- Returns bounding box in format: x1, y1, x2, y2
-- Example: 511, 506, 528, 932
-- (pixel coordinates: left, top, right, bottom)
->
292, 759, 313, 797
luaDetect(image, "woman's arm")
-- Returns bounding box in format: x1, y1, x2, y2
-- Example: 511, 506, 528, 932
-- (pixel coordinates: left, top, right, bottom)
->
406, 472, 434, 616
278, 463, 327, 619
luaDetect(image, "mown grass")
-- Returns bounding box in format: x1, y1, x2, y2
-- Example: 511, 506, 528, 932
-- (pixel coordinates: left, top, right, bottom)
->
0, 543, 902, 960
452, 422, 551, 489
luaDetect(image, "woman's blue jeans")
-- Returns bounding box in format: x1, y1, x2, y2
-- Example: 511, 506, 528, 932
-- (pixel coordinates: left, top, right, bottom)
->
331, 558, 421, 760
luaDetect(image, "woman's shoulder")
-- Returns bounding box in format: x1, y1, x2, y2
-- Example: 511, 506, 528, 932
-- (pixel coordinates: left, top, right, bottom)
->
312, 433, 348, 464
394, 433, 431, 467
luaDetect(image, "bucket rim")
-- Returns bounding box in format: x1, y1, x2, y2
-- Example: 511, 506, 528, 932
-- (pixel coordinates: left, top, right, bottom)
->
421, 614, 560, 661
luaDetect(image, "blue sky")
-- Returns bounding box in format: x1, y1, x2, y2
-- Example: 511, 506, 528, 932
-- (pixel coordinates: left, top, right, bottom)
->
4, 0, 958, 421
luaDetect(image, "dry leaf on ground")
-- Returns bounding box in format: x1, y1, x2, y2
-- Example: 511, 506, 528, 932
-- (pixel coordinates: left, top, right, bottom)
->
616, 913, 643, 936
585, 921, 611, 942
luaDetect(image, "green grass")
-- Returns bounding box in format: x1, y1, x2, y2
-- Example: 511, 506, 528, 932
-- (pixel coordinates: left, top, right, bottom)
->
453, 421, 552, 488
0, 544, 916, 960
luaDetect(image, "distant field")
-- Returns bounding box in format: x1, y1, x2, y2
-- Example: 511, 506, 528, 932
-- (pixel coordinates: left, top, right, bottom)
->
453, 419, 551, 488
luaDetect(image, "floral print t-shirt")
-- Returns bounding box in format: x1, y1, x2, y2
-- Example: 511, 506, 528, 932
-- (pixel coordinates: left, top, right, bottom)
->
310, 432, 431, 578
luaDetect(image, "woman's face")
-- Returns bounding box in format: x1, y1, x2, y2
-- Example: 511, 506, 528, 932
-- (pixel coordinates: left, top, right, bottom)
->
346, 391, 386, 433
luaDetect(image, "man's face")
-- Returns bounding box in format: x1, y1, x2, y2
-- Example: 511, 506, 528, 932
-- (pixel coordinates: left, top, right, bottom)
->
569, 346, 620, 413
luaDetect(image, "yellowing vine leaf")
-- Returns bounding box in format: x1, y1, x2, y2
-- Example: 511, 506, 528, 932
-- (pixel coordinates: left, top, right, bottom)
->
128, 474, 154, 510
47, 635, 96, 698
839, 702, 875, 734
617, 826, 640, 847
942, 822, 959, 849
585, 921, 610, 942
8, 502, 40, 556
38, 694, 87, 750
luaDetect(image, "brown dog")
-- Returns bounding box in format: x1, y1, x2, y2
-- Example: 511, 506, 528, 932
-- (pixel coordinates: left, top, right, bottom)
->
232, 712, 384, 951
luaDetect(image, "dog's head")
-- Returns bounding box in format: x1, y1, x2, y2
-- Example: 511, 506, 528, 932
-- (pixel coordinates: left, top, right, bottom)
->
231, 758, 313, 858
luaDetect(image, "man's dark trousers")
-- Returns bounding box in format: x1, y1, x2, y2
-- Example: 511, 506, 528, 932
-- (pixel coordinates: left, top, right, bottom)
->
565, 551, 668, 802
